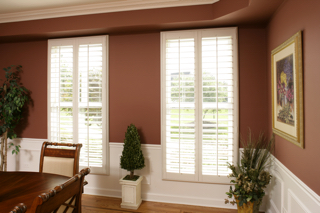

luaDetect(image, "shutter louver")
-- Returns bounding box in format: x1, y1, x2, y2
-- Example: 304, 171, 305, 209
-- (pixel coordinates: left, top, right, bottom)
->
49, 36, 108, 174
165, 38, 196, 175
78, 44, 103, 168
162, 28, 238, 183
201, 36, 234, 176
50, 45, 74, 143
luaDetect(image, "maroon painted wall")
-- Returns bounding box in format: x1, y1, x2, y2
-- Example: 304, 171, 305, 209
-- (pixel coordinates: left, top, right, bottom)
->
267, 0, 320, 195
0, 0, 250, 43
0, 41, 48, 139
109, 33, 161, 144
0, 28, 268, 144
0, 5, 269, 146
239, 27, 268, 137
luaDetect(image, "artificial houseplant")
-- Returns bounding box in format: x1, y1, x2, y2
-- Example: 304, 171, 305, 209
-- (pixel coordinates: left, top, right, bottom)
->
120, 123, 145, 180
0, 65, 30, 171
225, 130, 275, 213
119, 124, 145, 209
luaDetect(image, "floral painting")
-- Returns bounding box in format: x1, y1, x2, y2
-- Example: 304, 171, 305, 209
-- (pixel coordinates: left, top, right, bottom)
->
271, 31, 304, 148
276, 54, 294, 126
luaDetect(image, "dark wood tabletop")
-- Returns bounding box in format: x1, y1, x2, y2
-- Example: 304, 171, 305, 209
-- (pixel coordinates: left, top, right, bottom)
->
0, 171, 70, 212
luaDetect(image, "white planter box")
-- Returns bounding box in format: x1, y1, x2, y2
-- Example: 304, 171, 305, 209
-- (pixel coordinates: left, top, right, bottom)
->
119, 176, 143, 210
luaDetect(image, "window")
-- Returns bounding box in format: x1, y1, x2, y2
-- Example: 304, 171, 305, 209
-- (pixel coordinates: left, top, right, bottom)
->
161, 28, 238, 183
48, 36, 108, 174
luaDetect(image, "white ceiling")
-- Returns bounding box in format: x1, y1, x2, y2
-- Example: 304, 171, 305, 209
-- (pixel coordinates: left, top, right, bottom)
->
0, 0, 219, 23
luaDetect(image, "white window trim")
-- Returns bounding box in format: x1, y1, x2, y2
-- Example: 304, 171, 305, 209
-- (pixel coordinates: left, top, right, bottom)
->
47, 35, 109, 175
161, 27, 239, 184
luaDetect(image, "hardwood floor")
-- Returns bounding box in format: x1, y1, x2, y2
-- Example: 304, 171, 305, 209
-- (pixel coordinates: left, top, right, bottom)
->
82, 194, 239, 213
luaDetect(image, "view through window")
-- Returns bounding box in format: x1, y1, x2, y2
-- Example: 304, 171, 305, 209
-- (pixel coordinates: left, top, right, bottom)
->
161, 28, 238, 183
48, 36, 108, 174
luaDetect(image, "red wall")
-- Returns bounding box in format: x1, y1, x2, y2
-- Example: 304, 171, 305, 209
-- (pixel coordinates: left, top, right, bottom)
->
239, 27, 268, 137
0, 3, 270, 147
0, 41, 48, 139
1, 0, 319, 197
267, 0, 320, 195
0, 0, 249, 43
0, 28, 268, 144
109, 33, 161, 144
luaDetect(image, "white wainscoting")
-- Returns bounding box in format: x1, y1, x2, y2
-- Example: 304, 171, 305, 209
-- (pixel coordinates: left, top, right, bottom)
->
6, 138, 237, 210
265, 157, 320, 213
6, 138, 320, 212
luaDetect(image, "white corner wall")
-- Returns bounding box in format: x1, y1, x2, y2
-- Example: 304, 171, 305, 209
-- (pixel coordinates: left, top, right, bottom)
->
265, 157, 320, 213
6, 138, 320, 212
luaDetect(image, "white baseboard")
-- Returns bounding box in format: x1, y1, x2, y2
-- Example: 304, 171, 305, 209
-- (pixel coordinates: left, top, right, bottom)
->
84, 187, 121, 198
84, 186, 238, 209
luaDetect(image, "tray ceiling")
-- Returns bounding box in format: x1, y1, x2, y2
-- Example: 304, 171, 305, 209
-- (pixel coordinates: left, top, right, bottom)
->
0, 0, 219, 23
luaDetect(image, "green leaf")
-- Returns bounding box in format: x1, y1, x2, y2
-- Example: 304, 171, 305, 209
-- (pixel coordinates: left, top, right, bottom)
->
226, 192, 232, 198
0, 65, 29, 144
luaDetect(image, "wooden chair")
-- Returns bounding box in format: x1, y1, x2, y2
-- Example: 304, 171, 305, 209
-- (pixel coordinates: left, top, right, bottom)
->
9, 203, 27, 213
39, 142, 82, 177
29, 168, 90, 213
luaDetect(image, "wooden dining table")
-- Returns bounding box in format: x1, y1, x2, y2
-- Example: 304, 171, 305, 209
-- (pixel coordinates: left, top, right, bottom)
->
0, 171, 70, 212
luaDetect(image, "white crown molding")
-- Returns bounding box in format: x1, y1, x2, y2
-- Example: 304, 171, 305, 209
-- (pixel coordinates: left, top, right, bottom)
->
0, 0, 219, 24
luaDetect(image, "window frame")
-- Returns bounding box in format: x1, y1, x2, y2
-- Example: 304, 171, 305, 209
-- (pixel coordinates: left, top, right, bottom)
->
47, 35, 109, 175
161, 28, 239, 183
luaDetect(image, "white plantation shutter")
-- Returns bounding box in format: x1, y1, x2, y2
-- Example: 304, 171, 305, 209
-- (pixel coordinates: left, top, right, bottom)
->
161, 28, 238, 183
164, 33, 198, 181
48, 36, 108, 174
50, 45, 74, 143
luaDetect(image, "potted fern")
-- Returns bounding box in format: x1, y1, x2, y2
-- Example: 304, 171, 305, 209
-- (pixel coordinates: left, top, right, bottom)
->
225, 130, 275, 213
119, 124, 145, 210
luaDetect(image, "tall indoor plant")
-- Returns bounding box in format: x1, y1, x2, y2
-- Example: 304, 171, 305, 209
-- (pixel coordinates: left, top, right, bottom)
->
0, 65, 30, 171
119, 124, 145, 209
225, 130, 275, 213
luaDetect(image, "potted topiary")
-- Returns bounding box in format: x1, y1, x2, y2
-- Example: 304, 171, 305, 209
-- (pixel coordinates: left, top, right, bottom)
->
0, 65, 30, 171
225, 130, 275, 213
119, 124, 145, 210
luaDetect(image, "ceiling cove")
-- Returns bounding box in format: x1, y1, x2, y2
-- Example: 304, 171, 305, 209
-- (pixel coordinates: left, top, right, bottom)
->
0, 0, 219, 23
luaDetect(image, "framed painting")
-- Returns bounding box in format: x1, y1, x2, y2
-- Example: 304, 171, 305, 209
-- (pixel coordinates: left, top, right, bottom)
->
271, 31, 304, 148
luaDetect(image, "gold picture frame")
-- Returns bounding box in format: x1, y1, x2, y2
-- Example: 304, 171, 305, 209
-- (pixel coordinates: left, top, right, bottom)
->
271, 31, 304, 148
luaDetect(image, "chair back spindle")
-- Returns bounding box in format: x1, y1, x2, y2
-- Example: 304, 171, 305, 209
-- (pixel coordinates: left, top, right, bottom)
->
9, 203, 27, 213
29, 168, 90, 213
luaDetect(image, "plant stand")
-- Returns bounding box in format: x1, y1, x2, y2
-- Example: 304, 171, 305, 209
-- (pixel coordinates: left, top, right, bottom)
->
119, 176, 143, 210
